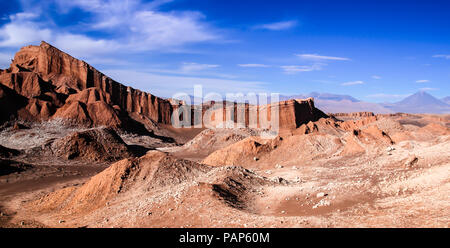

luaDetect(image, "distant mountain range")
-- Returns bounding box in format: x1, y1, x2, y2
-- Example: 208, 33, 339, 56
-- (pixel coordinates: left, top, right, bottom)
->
278, 92, 360, 103
274, 92, 390, 114
178, 91, 450, 114
380, 91, 450, 114
280, 91, 450, 114
442, 96, 450, 105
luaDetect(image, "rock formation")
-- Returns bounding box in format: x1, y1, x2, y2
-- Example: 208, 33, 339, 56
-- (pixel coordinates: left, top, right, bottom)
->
0, 41, 173, 130
202, 136, 282, 166
38, 127, 132, 162
0, 42, 328, 135
197, 98, 328, 130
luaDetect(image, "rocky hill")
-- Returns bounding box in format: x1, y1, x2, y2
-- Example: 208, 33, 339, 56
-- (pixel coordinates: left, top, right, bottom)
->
0, 41, 173, 132
0, 41, 328, 134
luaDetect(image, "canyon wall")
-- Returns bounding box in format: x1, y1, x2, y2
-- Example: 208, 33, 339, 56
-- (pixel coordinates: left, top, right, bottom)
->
1, 41, 327, 132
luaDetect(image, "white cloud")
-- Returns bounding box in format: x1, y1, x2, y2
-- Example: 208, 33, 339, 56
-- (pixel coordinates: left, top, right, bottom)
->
296, 54, 350, 61
432, 54, 450, 59
180, 62, 220, 73
238, 64, 271, 68
53, 33, 121, 56
141, 67, 237, 80
255, 21, 298, 31
367, 93, 408, 99
0, 20, 52, 47
103, 69, 269, 97
0, 11, 117, 58
0, 52, 14, 68
416, 80, 430, 83
342, 80, 364, 86
372, 75, 381, 79
56, 0, 218, 49
9, 12, 39, 21
0, 0, 219, 56
280, 64, 324, 74
130, 11, 218, 49
419, 87, 438, 91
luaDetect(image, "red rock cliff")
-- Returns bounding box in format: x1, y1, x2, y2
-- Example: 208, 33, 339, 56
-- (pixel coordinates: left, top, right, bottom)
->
0, 41, 327, 132
191, 98, 327, 130
1, 41, 173, 126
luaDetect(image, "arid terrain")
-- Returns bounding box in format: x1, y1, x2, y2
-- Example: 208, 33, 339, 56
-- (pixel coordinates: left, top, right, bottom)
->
0, 42, 449, 228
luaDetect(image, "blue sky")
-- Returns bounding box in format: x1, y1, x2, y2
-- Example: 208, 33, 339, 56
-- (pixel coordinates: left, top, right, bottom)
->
0, 0, 449, 102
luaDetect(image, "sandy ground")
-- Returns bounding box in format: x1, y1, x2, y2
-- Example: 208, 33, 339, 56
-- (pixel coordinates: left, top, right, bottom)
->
0, 114, 449, 228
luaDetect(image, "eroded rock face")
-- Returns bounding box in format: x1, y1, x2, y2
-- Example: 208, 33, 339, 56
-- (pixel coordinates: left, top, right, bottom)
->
198, 98, 328, 130
1, 41, 173, 127
275, 98, 328, 129
0, 72, 48, 98
0, 41, 327, 133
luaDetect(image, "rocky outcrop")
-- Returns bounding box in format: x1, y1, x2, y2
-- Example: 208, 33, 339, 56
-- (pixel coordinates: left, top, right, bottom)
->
198, 98, 328, 130
0, 41, 328, 134
202, 136, 282, 166
65, 88, 112, 105
41, 127, 132, 162
1, 41, 173, 127
275, 98, 328, 129
0, 72, 48, 98
52, 96, 122, 127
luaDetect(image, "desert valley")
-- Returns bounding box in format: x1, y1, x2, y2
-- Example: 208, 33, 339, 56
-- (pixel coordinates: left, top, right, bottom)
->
0, 42, 448, 228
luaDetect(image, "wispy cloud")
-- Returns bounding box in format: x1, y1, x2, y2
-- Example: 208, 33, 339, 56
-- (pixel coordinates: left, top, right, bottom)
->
0, 12, 52, 47
181, 62, 220, 73
254, 20, 298, 31
419, 87, 438, 91
238, 64, 271, 68
342, 80, 364, 86
367, 93, 409, 99
416, 79, 430, 83
0, 0, 220, 58
280, 64, 324, 74
103, 69, 269, 97
296, 54, 350, 61
0, 52, 13, 68
279, 53, 349, 74
8, 12, 39, 21
142, 63, 236, 79
312, 79, 336, 84
372, 75, 381, 79
432, 54, 450, 59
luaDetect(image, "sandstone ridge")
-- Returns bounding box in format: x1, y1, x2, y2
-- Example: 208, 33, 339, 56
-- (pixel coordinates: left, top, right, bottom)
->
1, 41, 328, 133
